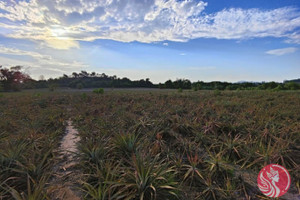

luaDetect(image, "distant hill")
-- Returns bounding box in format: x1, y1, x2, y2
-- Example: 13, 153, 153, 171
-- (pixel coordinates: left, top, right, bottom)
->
284, 78, 300, 83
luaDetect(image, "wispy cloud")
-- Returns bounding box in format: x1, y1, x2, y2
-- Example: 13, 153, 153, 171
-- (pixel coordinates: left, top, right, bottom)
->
265, 47, 298, 56
0, 0, 300, 49
0, 46, 88, 77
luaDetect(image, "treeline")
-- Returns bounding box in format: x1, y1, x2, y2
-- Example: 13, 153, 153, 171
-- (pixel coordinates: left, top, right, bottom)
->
1, 66, 300, 92
158, 80, 300, 91
24, 71, 155, 90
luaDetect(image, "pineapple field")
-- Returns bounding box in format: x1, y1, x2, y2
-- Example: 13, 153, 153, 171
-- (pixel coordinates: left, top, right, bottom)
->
0, 90, 299, 200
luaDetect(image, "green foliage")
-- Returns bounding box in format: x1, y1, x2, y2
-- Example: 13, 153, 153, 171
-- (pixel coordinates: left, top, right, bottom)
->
81, 163, 121, 200
0, 66, 31, 92
272, 84, 285, 91
164, 79, 191, 89
213, 89, 221, 96
284, 82, 300, 90
48, 84, 58, 91
258, 81, 279, 90
9, 175, 48, 200
178, 88, 183, 93
113, 133, 138, 158
33, 93, 41, 97
79, 140, 108, 167
2, 90, 300, 199
182, 153, 204, 188
70, 90, 300, 199
93, 88, 104, 94
225, 85, 239, 90
114, 154, 178, 199
76, 83, 83, 89
0, 94, 65, 199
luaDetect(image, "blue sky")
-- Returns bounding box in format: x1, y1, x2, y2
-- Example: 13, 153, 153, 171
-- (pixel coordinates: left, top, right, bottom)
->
0, 0, 299, 83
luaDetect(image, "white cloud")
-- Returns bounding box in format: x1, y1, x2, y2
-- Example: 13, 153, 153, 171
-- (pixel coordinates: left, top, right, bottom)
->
0, 46, 88, 77
163, 42, 168, 46
180, 53, 186, 56
265, 47, 298, 56
0, 0, 299, 49
285, 32, 300, 44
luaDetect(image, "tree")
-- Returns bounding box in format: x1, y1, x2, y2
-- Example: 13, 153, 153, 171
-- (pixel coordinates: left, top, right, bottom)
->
284, 82, 300, 90
72, 72, 78, 78
165, 80, 173, 88
39, 75, 45, 81
0, 66, 31, 91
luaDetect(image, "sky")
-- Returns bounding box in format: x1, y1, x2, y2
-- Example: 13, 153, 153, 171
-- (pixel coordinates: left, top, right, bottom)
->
0, 0, 300, 83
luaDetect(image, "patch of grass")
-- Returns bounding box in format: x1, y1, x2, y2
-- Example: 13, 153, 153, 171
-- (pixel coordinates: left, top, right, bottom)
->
93, 88, 104, 94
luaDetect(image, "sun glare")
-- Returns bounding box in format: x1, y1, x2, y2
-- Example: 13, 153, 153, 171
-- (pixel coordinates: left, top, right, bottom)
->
47, 26, 79, 49
51, 27, 67, 38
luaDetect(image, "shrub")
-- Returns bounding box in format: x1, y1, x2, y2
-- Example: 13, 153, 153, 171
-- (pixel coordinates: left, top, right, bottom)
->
93, 88, 104, 94
213, 89, 221, 95
34, 93, 41, 97
272, 85, 285, 91
225, 85, 238, 90
178, 88, 183, 93
48, 84, 58, 91
284, 82, 300, 90
76, 83, 83, 89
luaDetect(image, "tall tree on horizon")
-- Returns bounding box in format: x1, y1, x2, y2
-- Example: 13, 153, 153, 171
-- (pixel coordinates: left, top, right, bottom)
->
0, 65, 31, 91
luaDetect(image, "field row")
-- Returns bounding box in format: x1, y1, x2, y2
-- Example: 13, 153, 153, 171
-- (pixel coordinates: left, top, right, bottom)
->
0, 90, 299, 199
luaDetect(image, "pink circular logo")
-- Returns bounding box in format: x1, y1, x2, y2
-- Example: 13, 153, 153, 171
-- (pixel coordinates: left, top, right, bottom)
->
257, 164, 291, 197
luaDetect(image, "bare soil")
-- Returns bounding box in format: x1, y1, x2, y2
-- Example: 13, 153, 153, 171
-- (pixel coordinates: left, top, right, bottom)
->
48, 120, 81, 200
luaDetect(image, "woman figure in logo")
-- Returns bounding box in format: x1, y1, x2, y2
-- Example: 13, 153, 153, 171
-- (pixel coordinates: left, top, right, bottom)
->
259, 167, 280, 197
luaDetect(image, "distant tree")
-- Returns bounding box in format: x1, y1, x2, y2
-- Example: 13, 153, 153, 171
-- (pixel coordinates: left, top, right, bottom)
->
101, 73, 107, 78
173, 79, 191, 89
225, 84, 239, 90
258, 81, 279, 90
165, 80, 173, 88
0, 65, 31, 91
284, 82, 300, 90
80, 70, 89, 77
72, 72, 79, 78
39, 75, 45, 81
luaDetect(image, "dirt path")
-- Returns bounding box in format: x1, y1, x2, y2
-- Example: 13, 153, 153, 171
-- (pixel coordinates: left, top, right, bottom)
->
48, 119, 81, 200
